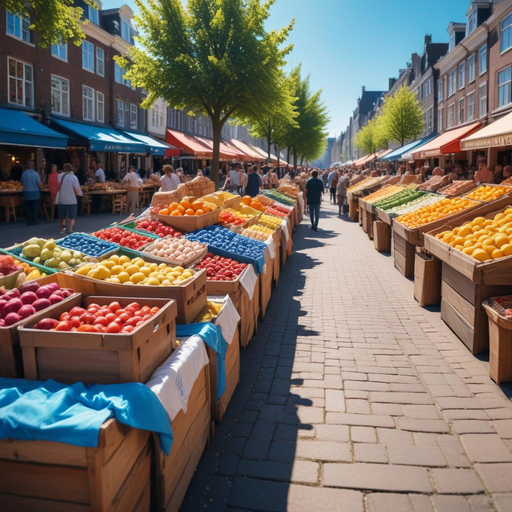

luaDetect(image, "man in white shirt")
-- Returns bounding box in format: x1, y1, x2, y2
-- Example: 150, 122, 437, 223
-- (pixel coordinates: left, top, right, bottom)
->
95, 163, 106, 183
58, 163, 83, 234
228, 165, 240, 192
122, 166, 143, 214
160, 164, 181, 192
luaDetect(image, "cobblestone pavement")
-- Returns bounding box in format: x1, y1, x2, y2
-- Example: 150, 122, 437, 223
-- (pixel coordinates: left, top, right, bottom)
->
182, 202, 512, 512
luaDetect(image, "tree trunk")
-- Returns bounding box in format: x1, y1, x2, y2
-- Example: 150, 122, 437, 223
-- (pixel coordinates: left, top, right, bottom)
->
287, 147, 290, 166
275, 144, 280, 177
267, 121, 272, 164
211, 118, 221, 189
293, 150, 298, 171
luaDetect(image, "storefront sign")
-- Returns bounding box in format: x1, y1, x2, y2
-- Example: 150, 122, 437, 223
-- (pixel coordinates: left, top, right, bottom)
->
461, 133, 512, 150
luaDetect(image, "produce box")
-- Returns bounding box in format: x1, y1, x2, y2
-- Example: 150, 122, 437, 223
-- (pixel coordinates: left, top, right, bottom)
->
3, 246, 59, 275
121, 219, 182, 239
57, 232, 118, 258
347, 191, 359, 222
483, 297, 512, 383
373, 221, 391, 253
393, 230, 416, 278
142, 238, 208, 268
93, 226, 156, 251
157, 208, 221, 233
259, 256, 273, 319
0, 419, 151, 511
19, 296, 177, 384
414, 250, 441, 307
376, 207, 393, 226
360, 199, 375, 239
438, 180, 477, 197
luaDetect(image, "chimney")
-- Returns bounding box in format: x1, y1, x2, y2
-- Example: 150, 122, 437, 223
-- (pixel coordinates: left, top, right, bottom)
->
424, 34, 432, 45
362, 86, 366, 94
389, 78, 397, 91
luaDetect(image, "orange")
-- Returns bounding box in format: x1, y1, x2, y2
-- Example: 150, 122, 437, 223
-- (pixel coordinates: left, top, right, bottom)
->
169, 202, 179, 212
185, 208, 195, 215
180, 200, 192, 210
202, 206, 211, 213
242, 196, 252, 206
177, 205, 185, 214
171, 210, 181, 216
191, 201, 203, 211
195, 209, 204, 216
159, 208, 170, 215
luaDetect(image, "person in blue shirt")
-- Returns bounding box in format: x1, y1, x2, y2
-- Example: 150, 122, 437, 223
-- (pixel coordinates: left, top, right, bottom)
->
304, 170, 324, 231
245, 165, 261, 197
20, 161, 41, 226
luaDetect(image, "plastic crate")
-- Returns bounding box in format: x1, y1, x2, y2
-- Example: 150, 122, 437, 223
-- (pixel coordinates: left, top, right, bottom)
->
57, 232, 118, 258
1, 247, 58, 275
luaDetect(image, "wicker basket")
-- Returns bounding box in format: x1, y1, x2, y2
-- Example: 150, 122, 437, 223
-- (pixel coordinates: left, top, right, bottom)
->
178, 177, 215, 199
151, 190, 182, 207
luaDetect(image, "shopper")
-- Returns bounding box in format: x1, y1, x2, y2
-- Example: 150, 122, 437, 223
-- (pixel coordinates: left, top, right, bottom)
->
336, 171, 350, 216
47, 164, 60, 222
269, 167, 279, 189
245, 166, 261, 197
160, 165, 181, 192
94, 163, 106, 183
304, 170, 324, 231
58, 163, 83, 234
21, 161, 41, 226
227, 165, 241, 193
475, 159, 494, 184
327, 168, 338, 204
502, 165, 512, 182
122, 166, 143, 215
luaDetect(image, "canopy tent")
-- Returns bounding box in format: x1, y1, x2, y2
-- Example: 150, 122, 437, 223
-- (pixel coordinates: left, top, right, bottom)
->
461, 112, 512, 150
249, 144, 279, 163
166, 129, 212, 158
51, 118, 146, 153
193, 136, 246, 160
121, 131, 177, 156
228, 139, 265, 161
412, 122, 482, 159
382, 134, 438, 161
355, 149, 392, 168
0, 108, 68, 149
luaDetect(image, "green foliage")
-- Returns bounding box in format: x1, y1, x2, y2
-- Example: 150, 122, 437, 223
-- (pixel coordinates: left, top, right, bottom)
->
354, 117, 387, 156
1, 0, 90, 47
380, 86, 425, 147
120, 0, 293, 185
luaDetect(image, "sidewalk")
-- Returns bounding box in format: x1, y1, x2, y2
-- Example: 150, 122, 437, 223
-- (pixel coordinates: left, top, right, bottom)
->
182, 201, 512, 512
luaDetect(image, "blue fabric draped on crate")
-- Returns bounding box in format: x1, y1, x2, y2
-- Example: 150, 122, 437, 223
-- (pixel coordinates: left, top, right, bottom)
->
0, 378, 173, 454
176, 322, 228, 400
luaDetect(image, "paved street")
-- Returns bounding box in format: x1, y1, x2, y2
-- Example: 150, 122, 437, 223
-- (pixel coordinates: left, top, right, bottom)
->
183, 201, 512, 512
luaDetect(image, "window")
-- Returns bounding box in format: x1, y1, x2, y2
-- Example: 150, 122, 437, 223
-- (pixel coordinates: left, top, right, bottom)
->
96, 48, 105, 77
479, 44, 487, 75
121, 19, 131, 42
437, 78, 443, 101
438, 107, 444, 132
459, 62, 465, 89
423, 78, 431, 99
479, 83, 488, 117
449, 32, 456, 51
468, 54, 475, 83
51, 40, 67, 61
114, 62, 123, 84
426, 108, 433, 134
467, 92, 475, 121
117, 100, 125, 127
458, 98, 465, 124
501, 13, 512, 53
82, 86, 95, 122
8, 58, 33, 107
130, 104, 137, 130
467, 10, 477, 35
96, 92, 105, 123
51, 75, 70, 116
82, 40, 94, 72
448, 69, 457, 97
498, 67, 512, 108
6, 11, 30, 43
88, 5, 99, 25
448, 104, 455, 129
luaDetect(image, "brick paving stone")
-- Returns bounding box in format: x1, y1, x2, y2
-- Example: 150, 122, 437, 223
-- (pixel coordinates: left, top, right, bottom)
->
325, 389, 345, 412
461, 434, 512, 463
354, 443, 388, 463
494, 493, 512, 512
387, 444, 447, 467
432, 495, 472, 512
314, 424, 350, 442
397, 418, 451, 433
366, 493, 414, 512
474, 463, 512, 493
377, 427, 414, 445
431, 468, 485, 494
351, 426, 377, 443
296, 440, 352, 462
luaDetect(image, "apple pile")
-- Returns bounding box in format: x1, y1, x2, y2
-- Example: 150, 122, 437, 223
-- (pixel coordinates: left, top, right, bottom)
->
134, 219, 183, 238
33, 301, 160, 334
0, 281, 74, 327
195, 253, 247, 281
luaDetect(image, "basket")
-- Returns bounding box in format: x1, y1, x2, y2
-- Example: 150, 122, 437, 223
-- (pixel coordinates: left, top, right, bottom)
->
142, 238, 208, 268
157, 208, 221, 233
151, 190, 182, 207
0, 268, 22, 290
178, 176, 215, 199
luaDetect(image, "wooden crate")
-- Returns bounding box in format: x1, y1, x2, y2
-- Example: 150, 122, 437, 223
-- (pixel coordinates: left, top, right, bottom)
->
414, 251, 441, 306
61, 269, 206, 324
20, 296, 177, 384
393, 230, 415, 278
0, 291, 80, 379
360, 199, 370, 234
440, 263, 512, 354
483, 302, 512, 384
280, 228, 291, 267
259, 260, 273, 319
153, 363, 211, 512
373, 220, 391, 253
0, 419, 151, 512
157, 208, 221, 233
348, 192, 358, 222
271, 230, 281, 286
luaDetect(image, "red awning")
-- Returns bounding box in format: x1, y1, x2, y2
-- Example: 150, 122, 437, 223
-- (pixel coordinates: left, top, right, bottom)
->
166, 129, 212, 158
195, 137, 243, 160
229, 139, 266, 161
412, 122, 482, 159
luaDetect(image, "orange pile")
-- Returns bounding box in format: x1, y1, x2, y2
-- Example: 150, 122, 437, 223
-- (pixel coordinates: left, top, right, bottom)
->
159, 199, 213, 217
466, 185, 510, 202
241, 195, 265, 212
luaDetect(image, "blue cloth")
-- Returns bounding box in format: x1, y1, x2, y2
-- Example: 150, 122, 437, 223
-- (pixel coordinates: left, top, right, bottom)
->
309, 203, 320, 228
0, 378, 173, 454
176, 322, 228, 400
245, 172, 260, 197
305, 177, 324, 205
21, 169, 41, 200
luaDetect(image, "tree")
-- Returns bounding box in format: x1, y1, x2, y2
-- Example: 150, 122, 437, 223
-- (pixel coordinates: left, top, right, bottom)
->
354, 116, 387, 156
1, 0, 90, 47
380, 86, 425, 147
120, 0, 293, 187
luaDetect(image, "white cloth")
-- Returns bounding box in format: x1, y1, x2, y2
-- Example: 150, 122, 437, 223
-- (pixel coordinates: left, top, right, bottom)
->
160, 173, 181, 192
145, 335, 209, 422
228, 169, 240, 187
95, 168, 106, 183
239, 263, 258, 300
57, 172, 82, 205
281, 219, 290, 244
298, 194, 304, 213
265, 238, 276, 260
123, 172, 142, 188
211, 296, 240, 345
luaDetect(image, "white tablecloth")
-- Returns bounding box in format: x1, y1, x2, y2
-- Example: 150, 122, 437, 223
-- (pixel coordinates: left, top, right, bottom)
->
210, 295, 241, 345
239, 264, 258, 300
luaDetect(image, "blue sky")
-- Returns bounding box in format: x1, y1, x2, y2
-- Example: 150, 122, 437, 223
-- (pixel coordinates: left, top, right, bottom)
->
102, 0, 471, 136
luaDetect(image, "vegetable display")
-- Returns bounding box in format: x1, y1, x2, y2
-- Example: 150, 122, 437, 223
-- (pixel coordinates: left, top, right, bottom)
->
58, 233, 117, 258
93, 227, 154, 250
363, 185, 404, 204
21, 238, 85, 269
134, 219, 183, 238
374, 189, 427, 211
262, 190, 295, 206
195, 254, 247, 281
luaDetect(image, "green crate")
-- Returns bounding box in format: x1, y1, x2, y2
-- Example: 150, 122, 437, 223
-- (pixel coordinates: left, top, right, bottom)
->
1, 246, 58, 275
117, 222, 160, 239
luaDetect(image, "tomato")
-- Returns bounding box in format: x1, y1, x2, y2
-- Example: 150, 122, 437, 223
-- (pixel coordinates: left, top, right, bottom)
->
93, 316, 109, 326
70, 316, 81, 329
55, 321, 72, 331
60, 312, 70, 322
94, 324, 104, 332
140, 306, 151, 315
116, 308, 126, 316
79, 312, 95, 325
119, 313, 132, 323
105, 313, 117, 323
127, 302, 141, 311
69, 307, 86, 317
108, 302, 121, 313
87, 303, 100, 311
87, 307, 99, 315
97, 308, 111, 317
126, 316, 141, 327
77, 324, 96, 332
134, 310, 144, 317
121, 325, 135, 333
106, 322, 122, 333
142, 314, 152, 321
150, 306, 160, 315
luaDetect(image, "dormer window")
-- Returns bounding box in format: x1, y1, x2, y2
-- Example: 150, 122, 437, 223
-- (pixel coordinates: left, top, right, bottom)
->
88, 2, 100, 25
449, 32, 456, 51
121, 18, 131, 43
467, 9, 477, 36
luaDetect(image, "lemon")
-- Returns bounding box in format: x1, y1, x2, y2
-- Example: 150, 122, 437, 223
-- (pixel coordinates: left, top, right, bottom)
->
76, 265, 92, 276
88, 268, 100, 279
125, 264, 139, 275
109, 255, 120, 264
483, 245, 496, 255
134, 259, 145, 268
158, 263, 167, 270
140, 266, 151, 276
183, 270, 194, 278
472, 217, 486, 226
118, 272, 130, 283
156, 274, 166, 283
109, 277, 121, 284
174, 266, 184, 273
491, 249, 504, 259
462, 247, 474, 255
495, 234, 508, 248
463, 240, 475, 248
119, 255, 131, 264
102, 260, 115, 270
482, 238, 495, 247
149, 263, 158, 272
458, 226, 473, 237
501, 244, 512, 256
472, 249, 491, 261
111, 265, 124, 275
131, 272, 146, 284
96, 265, 111, 280
147, 277, 160, 286
505, 208, 512, 215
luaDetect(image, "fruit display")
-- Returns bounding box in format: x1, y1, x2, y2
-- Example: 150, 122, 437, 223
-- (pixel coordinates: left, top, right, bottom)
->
133, 219, 183, 238
363, 185, 404, 204
277, 184, 301, 198
158, 198, 217, 217
0, 255, 23, 279
435, 208, 512, 261
201, 191, 235, 208
438, 180, 476, 197
74, 254, 196, 286
258, 214, 283, 230
255, 194, 275, 207
195, 300, 223, 322
32, 300, 160, 333
417, 175, 450, 192
143, 237, 206, 265
0, 281, 74, 326
20, 238, 85, 269
348, 177, 372, 192
486, 297, 512, 320
241, 195, 266, 212
11, 257, 47, 281
465, 185, 511, 202
387, 194, 442, 216
349, 176, 387, 194
241, 227, 271, 242
195, 253, 247, 281
396, 197, 477, 229
219, 208, 254, 227
374, 189, 427, 211
502, 177, 512, 186
251, 225, 275, 237
93, 227, 154, 250
91, 181, 125, 190
266, 207, 288, 218
0, 181, 22, 191
58, 233, 118, 258
262, 190, 295, 206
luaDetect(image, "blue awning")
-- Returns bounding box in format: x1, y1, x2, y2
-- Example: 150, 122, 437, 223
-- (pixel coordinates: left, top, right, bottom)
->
381, 134, 438, 161
122, 130, 176, 156
51, 118, 147, 153
0, 108, 68, 149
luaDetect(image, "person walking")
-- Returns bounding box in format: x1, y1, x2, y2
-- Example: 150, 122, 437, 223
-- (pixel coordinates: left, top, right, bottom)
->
160, 165, 181, 192
245, 166, 261, 197
58, 163, 82, 234
328, 168, 339, 204
304, 170, 324, 231
47, 164, 60, 222
227, 165, 240, 193
269, 167, 279, 189
21, 161, 41, 226
123, 165, 143, 215
336, 170, 350, 216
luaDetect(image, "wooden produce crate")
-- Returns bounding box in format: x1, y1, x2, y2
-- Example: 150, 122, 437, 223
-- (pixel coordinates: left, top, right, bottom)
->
0, 419, 151, 512
259, 258, 273, 319
20, 296, 177, 384
347, 191, 358, 222
414, 250, 441, 306
157, 208, 221, 233
373, 220, 391, 253
216, 328, 240, 421
360, 200, 376, 240
441, 263, 511, 354
153, 363, 211, 512
393, 229, 416, 278
0, 291, 80, 379
483, 301, 512, 384
376, 207, 393, 226
271, 230, 281, 286
61, 269, 207, 324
